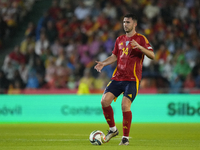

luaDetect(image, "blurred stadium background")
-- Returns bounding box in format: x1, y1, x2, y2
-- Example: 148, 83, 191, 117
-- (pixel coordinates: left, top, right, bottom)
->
0, 0, 200, 149
0, 0, 200, 94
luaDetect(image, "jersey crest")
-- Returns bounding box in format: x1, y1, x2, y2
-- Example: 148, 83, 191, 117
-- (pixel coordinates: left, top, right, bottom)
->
126, 41, 129, 46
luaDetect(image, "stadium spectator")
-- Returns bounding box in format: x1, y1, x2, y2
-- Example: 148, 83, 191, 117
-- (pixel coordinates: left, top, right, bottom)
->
155, 44, 170, 64
195, 68, 200, 88
174, 1, 189, 20
8, 45, 26, 66
40, 46, 52, 64
51, 38, 63, 56
102, 2, 117, 19
61, 2, 74, 19
10, 69, 25, 89
94, 71, 109, 90
0, 70, 9, 93
90, 1, 101, 20
97, 46, 109, 63
94, 12, 108, 29
65, 39, 76, 57
45, 20, 58, 44
74, 1, 91, 20
67, 75, 76, 89
55, 62, 70, 88
2, 1, 19, 36
55, 47, 66, 67
173, 53, 191, 80
2, 57, 16, 80
32, 56, 46, 77
165, 33, 177, 54
18, 62, 29, 84
25, 22, 36, 37
26, 69, 39, 89
35, 32, 50, 55
37, 74, 48, 89
48, 0, 62, 20
143, 0, 160, 20
103, 32, 115, 54
88, 34, 102, 57
45, 57, 57, 86
170, 74, 183, 93
183, 43, 199, 68
20, 35, 35, 55
77, 68, 94, 94
25, 45, 38, 68
81, 16, 94, 36
183, 73, 195, 90
192, 59, 200, 79
36, 11, 53, 41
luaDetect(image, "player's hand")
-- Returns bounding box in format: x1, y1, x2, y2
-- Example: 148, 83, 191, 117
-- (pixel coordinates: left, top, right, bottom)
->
130, 39, 142, 50
94, 61, 104, 73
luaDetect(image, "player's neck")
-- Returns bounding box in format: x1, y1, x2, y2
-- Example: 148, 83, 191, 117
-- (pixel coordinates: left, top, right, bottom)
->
126, 30, 136, 37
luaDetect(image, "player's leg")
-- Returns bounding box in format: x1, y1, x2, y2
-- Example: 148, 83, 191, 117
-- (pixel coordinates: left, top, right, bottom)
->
119, 81, 137, 145
101, 92, 119, 142
101, 80, 122, 142
101, 92, 115, 128
119, 96, 132, 145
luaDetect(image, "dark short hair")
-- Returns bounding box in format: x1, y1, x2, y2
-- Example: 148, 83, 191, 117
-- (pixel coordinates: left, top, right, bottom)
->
124, 13, 138, 21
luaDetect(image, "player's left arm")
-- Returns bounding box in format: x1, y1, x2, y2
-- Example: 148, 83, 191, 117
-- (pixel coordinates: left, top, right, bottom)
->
131, 39, 155, 60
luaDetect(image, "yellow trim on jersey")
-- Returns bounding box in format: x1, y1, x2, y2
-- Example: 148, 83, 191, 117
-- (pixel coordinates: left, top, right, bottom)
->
133, 62, 139, 95
112, 67, 117, 77
105, 80, 118, 102
107, 81, 112, 87
111, 67, 118, 102
137, 33, 149, 44
140, 54, 144, 65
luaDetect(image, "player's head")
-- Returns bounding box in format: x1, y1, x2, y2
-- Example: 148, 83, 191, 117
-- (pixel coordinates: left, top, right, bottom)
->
123, 13, 137, 33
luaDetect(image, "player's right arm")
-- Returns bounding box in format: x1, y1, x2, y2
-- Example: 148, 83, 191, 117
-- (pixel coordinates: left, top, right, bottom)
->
94, 54, 117, 72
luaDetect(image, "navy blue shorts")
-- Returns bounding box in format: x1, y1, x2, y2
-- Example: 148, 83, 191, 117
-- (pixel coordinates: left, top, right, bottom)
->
104, 80, 138, 102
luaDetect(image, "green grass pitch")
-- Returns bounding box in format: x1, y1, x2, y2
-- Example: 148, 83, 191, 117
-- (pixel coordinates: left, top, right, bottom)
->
0, 123, 199, 150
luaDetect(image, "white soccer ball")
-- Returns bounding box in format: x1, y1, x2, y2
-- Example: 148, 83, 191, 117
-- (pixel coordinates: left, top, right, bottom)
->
89, 130, 106, 145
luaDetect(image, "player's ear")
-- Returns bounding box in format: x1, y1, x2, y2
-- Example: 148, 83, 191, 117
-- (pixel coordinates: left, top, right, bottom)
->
134, 21, 137, 27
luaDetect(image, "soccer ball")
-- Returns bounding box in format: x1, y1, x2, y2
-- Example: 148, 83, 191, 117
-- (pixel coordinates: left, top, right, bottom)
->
89, 130, 106, 145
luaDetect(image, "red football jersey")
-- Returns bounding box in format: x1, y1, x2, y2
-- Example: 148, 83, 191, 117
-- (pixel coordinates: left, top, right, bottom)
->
111, 33, 153, 82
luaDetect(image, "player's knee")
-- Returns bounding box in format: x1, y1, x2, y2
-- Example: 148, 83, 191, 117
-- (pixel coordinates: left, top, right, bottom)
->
121, 103, 130, 112
101, 98, 110, 107
101, 99, 107, 107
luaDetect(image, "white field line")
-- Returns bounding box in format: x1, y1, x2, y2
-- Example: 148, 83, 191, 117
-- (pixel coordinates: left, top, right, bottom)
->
2, 133, 93, 137
2, 133, 132, 138
1, 138, 124, 142
2, 138, 198, 143
1, 135, 132, 142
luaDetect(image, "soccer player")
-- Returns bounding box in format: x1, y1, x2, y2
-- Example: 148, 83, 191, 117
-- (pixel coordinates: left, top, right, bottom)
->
94, 13, 155, 145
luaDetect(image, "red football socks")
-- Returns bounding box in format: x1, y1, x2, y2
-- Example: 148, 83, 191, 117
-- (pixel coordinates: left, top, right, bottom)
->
102, 105, 115, 127
123, 111, 132, 137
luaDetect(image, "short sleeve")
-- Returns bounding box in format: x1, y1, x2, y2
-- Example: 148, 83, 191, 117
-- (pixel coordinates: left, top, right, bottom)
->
112, 37, 119, 56
140, 35, 153, 52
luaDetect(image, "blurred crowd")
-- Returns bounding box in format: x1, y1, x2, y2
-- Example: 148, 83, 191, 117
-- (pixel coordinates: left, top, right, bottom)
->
0, 0, 200, 94
0, 0, 36, 49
